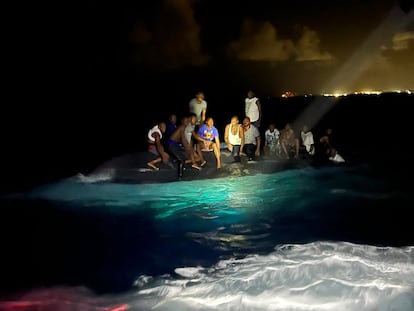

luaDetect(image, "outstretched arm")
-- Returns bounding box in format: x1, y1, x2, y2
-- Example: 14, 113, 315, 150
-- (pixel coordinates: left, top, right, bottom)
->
224, 124, 232, 151
239, 126, 245, 155
201, 108, 207, 124
256, 100, 262, 124
255, 135, 261, 156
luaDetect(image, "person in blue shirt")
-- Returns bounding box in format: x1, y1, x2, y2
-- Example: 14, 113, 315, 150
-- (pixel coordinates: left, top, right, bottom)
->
196, 117, 221, 169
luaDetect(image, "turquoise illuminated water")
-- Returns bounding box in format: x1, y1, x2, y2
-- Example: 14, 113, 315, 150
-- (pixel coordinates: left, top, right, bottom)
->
1, 159, 413, 310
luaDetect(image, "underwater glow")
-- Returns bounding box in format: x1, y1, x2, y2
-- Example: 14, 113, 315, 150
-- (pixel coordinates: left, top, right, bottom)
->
2, 162, 413, 310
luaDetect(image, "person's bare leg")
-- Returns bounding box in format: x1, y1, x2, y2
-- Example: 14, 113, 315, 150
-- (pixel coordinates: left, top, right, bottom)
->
212, 144, 221, 169
294, 139, 300, 159
196, 143, 206, 165
147, 157, 161, 170
281, 141, 289, 159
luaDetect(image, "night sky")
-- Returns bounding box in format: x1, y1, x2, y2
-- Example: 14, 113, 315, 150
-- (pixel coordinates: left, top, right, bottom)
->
3, 0, 413, 193
64, 0, 414, 95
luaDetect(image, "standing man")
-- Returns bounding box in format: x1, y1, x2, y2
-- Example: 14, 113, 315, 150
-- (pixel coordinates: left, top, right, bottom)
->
245, 90, 261, 129
189, 91, 207, 126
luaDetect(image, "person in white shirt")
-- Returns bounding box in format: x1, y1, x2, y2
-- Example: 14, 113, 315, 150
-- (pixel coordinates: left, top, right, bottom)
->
264, 123, 280, 156
224, 115, 244, 162
300, 125, 315, 156
245, 90, 262, 129
147, 122, 169, 170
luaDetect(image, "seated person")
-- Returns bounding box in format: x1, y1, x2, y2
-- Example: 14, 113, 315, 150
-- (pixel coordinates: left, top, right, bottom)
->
224, 115, 244, 162
195, 117, 221, 169
319, 128, 335, 157
279, 123, 299, 159
319, 128, 345, 163
300, 125, 315, 156
167, 116, 202, 179
147, 122, 169, 170
242, 117, 261, 161
185, 113, 205, 166
264, 123, 280, 156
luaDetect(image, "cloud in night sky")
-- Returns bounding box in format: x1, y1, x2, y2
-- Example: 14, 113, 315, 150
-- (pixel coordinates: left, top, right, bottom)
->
125, 0, 412, 92
130, 0, 208, 69
227, 20, 333, 63
227, 20, 295, 62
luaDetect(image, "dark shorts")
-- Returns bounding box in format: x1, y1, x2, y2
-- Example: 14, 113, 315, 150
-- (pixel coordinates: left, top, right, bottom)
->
167, 141, 186, 162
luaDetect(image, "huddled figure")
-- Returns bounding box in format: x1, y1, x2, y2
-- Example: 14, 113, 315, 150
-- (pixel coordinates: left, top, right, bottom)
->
319, 128, 345, 163
147, 121, 170, 170
264, 122, 280, 157
279, 123, 299, 159
224, 115, 244, 162
300, 125, 315, 156
242, 117, 261, 161
166, 115, 203, 179
196, 117, 222, 169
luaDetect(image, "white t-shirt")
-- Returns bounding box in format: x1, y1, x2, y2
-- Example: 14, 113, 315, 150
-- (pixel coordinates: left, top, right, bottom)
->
245, 97, 260, 122
228, 123, 242, 145
265, 129, 279, 146
301, 130, 314, 153
147, 125, 162, 142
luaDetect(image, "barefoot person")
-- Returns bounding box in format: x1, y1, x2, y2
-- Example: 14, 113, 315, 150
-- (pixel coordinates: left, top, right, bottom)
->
167, 116, 202, 180
147, 122, 169, 170
279, 123, 300, 159
196, 117, 222, 169
224, 115, 244, 162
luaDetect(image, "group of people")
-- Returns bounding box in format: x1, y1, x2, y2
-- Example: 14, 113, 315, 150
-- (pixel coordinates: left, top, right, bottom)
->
146, 91, 221, 179
263, 123, 344, 162
146, 89, 344, 179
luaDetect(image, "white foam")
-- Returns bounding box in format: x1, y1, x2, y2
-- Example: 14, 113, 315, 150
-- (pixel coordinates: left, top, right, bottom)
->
76, 168, 115, 183
128, 242, 414, 311
2, 242, 413, 310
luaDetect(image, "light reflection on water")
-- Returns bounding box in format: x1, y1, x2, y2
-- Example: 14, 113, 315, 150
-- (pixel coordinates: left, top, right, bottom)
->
2, 164, 414, 310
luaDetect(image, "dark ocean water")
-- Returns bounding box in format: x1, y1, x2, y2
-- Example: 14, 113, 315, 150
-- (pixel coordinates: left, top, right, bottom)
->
1, 93, 413, 310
